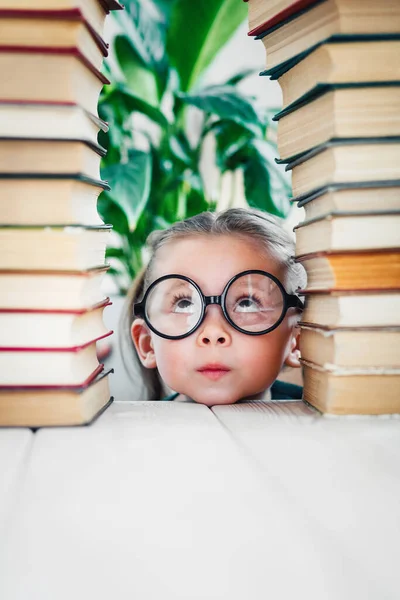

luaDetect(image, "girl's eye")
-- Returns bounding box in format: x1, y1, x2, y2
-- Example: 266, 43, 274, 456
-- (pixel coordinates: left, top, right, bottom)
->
234, 296, 262, 312
172, 296, 194, 313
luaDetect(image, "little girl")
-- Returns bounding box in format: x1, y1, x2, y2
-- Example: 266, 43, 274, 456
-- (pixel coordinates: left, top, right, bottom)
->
120, 208, 306, 405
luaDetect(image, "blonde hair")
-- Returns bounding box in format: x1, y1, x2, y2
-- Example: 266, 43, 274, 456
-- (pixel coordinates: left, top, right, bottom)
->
120, 208, 306, 400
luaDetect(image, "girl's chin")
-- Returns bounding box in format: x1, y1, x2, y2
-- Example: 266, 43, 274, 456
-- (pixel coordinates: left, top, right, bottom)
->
189, 388, 269, 406
189, 393, 241, 407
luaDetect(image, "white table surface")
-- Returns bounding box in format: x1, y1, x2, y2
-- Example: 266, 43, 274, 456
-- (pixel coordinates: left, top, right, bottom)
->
0, 400, 399, 600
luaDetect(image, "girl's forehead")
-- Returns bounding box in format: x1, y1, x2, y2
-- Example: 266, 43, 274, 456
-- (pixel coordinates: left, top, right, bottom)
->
151, 234, 286, 289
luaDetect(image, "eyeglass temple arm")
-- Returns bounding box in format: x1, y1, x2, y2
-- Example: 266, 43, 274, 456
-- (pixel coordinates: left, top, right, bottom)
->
287, 294, 304, 310
134, 302, 145, 317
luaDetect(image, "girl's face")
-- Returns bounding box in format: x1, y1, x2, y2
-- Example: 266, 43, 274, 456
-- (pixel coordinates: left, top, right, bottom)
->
132, 234, 300, 406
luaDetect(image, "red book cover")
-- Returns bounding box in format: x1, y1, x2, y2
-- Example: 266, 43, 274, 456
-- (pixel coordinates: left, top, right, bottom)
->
246, 0, 319, 36
0, 297, 111, 315
0, 8, 109, 56
0, 363, 105, 390
0, 45, 110, 85
0, 367, 113, 392
0, 330, 113, 353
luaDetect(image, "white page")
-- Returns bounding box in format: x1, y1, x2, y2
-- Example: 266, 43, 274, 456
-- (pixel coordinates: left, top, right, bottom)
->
213, 400, 400, 598
0, 401, 374, 600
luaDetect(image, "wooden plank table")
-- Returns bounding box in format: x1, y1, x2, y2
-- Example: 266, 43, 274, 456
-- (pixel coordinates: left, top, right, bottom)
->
0, 400, 399, 599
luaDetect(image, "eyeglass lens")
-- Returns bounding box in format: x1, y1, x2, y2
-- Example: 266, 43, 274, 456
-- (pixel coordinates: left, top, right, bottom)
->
145, 273, 284, 337
226, 272, 284, 332
145, 278, 202, 337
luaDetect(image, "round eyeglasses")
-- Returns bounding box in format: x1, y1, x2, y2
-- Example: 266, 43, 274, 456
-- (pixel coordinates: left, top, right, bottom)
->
134, 270, 304, 340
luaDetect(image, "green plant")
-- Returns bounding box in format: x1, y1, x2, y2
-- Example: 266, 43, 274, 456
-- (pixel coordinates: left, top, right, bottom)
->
98, 0, 291, 293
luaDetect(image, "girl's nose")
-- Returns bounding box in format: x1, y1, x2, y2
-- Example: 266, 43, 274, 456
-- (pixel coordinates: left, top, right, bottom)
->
196, 306, 232, 347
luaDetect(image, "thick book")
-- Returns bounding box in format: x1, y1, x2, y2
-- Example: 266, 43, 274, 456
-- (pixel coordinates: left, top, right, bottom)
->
296, 249, 400, 292
245, 0, 319, 37
0, 138, 105, 180
0, 369, 114, 428
294, 211, 400, 256
0, 48, 108, 115
301, 358, 400, 415
300, 290, 400, 328
275, 86, 400, 161
294, 182, 400, 221
276, 41, 400, 111
261, 34, 400, 81
287, 139, 400, 199
0, 267, 109, 311
0, 103, 108, 148
0, 10, 108, 71
0, 225, 111, 270
0, 343, 103, 387
0, 0, 123, 39
0, 174, 108, 226
256, 0, 400, 77
0, 0, 123, 10
0, 300, 112, 349
300, 325, 400, 369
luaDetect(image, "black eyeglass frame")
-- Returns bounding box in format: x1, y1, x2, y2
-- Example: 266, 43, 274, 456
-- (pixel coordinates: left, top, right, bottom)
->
134, 269, 304, 340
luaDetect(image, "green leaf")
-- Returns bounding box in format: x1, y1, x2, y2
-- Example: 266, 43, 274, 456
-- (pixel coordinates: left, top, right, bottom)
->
225, 68, 257, 86
179, 86, 264, 136
243, 141, 291, 218
213, 120, 254, 171
98, 101, 127, 157
114, 1, 169, 99
169, 133, 193, 166
167, 0, 246, 91
105, 247, 126, 259
151, 0, 175, 20
185, 182, 209, 218
102, 85, 169, 129
114, 35, 159, 106
97, 193, 129, 235
101, 149, 152, 231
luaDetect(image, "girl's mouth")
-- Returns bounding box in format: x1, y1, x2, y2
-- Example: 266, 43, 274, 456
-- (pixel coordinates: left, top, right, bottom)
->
197, 364, 231, 381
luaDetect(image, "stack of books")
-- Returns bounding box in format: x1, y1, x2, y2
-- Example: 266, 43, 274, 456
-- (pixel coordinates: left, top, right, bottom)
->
245, 0, 400, 414
0, 0, 123, 427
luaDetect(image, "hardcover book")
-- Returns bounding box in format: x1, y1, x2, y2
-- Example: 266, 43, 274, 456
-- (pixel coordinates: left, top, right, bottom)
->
296, 249, 400, 292
0, 11, 108, 70
276, 41, 400, 111
294, 182, 400, 221
0, 174, 109, 226
0, 225, 111, 270
0, 300, 112, 349
0, 343, 104, 387
0, 138, 106, 180
276, 86, 400, 161
0, 103, 108, 147
299, 325, 400, 369
256, 0, 400, 76
0, 49, 107, 114
0, 267, 109, 310
300, 290, 400, 328
287, 139, 400, 199
0, 368, 114, 427
245, 0, 318, 37
301, 359, 400, 415
294, 211, 400, 256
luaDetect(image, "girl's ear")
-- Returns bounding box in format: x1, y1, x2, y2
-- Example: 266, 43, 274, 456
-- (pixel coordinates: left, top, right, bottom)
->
131, 319, 157, 369
284, 327, 301, 368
